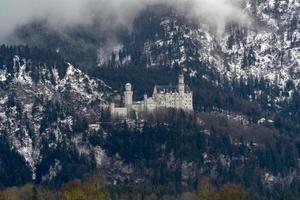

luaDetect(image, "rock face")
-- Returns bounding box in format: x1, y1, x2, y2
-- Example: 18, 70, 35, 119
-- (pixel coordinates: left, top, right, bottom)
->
221, 0, 300, 88
0, 52, 111, 183
102, 0, 299, 92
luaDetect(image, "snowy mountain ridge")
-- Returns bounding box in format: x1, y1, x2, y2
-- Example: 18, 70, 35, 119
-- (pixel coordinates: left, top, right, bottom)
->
102, 0, 299, 94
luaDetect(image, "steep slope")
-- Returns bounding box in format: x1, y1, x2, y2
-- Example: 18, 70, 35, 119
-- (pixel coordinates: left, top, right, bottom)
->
0, 47, 111, 185
100, 0, 299, 104
222, 0, 300, 88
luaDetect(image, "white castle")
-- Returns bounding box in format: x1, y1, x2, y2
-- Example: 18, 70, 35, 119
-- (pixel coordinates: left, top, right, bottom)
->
110, 74, 193, 118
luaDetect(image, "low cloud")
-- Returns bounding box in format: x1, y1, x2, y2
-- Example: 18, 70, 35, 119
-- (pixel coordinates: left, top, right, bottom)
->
0, 0, 248, 43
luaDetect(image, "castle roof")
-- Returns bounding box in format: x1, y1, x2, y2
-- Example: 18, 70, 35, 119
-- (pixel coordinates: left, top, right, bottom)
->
155, 85, 178, 93
154, 85, 191, 94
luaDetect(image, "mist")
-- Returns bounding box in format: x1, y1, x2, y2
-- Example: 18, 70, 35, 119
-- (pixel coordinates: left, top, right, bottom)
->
0, 0, 248, 43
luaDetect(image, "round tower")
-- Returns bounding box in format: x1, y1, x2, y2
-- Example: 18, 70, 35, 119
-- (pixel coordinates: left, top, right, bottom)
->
124, 83, 133, 108
178, 74, 185, 95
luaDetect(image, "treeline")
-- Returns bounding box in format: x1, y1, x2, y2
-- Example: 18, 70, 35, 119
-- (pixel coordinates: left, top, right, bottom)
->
110, 180, 250, 200
0, 175, 108, 200
0, 44, 68, 80
0, 174, 254, 200
1, 175, 298, 200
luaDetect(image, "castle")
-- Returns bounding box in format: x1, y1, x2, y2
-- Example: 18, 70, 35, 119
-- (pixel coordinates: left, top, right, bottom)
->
110, 74, 193, 118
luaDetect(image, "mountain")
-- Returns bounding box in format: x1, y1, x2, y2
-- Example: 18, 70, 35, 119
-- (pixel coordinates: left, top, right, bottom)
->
0, 0, 299, 199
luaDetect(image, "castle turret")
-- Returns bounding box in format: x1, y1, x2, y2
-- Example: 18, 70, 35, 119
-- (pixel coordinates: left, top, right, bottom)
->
143, 94, 148, 112
178, 74, 185, 95
110, 102, 115, 116
124, 83, 133, 108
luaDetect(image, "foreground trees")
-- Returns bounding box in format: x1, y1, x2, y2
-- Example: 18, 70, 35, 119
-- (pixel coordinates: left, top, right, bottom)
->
0, 176, 108, 200
195, 179, 249, 200
60, 176, 109, 200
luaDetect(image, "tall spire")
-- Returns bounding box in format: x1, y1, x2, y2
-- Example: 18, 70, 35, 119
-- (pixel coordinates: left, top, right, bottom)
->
179, 66, 184, 85
124, 83, 133, 108
178, 73, 185, 94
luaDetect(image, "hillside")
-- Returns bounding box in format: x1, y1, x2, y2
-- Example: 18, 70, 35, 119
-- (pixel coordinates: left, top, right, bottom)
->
0, 0, 299, 199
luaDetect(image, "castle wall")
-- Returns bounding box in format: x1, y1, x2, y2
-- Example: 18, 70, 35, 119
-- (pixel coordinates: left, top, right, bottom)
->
113, 107, 128, 117
153, 92, 193, 111
144, 98, 157, 112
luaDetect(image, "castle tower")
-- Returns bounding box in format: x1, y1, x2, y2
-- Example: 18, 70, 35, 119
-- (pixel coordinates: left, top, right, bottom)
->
110, 102, 115, 116
124, 83, 133, 108
178, 74, 185, 95
143, 94, 148, 112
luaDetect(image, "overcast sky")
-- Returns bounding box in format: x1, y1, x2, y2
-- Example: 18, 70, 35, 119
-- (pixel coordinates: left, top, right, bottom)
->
0, 0, 248, 43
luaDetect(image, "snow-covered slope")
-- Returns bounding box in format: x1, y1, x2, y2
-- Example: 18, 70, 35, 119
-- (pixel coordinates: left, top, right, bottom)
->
0, 55, 111, 180
102, 0, 299, 99
221, 0, 300, 88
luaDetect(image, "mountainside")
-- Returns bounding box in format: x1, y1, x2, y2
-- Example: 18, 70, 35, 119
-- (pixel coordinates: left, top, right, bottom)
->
105, 0, 300, 84
92, 0, 300, 126
14, 1, 300, 95
0, 46, 111, 186
222, 0, 300, 87
0, 46, 299, 198
0, 0, 300, 199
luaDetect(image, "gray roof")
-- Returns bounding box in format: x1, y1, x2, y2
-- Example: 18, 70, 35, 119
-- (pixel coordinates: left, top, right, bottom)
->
154, 85, 191, 94
155, 85, 178, 93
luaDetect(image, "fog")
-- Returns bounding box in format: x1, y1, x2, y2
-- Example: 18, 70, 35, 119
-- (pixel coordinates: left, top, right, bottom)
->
0, 0, 248, 43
